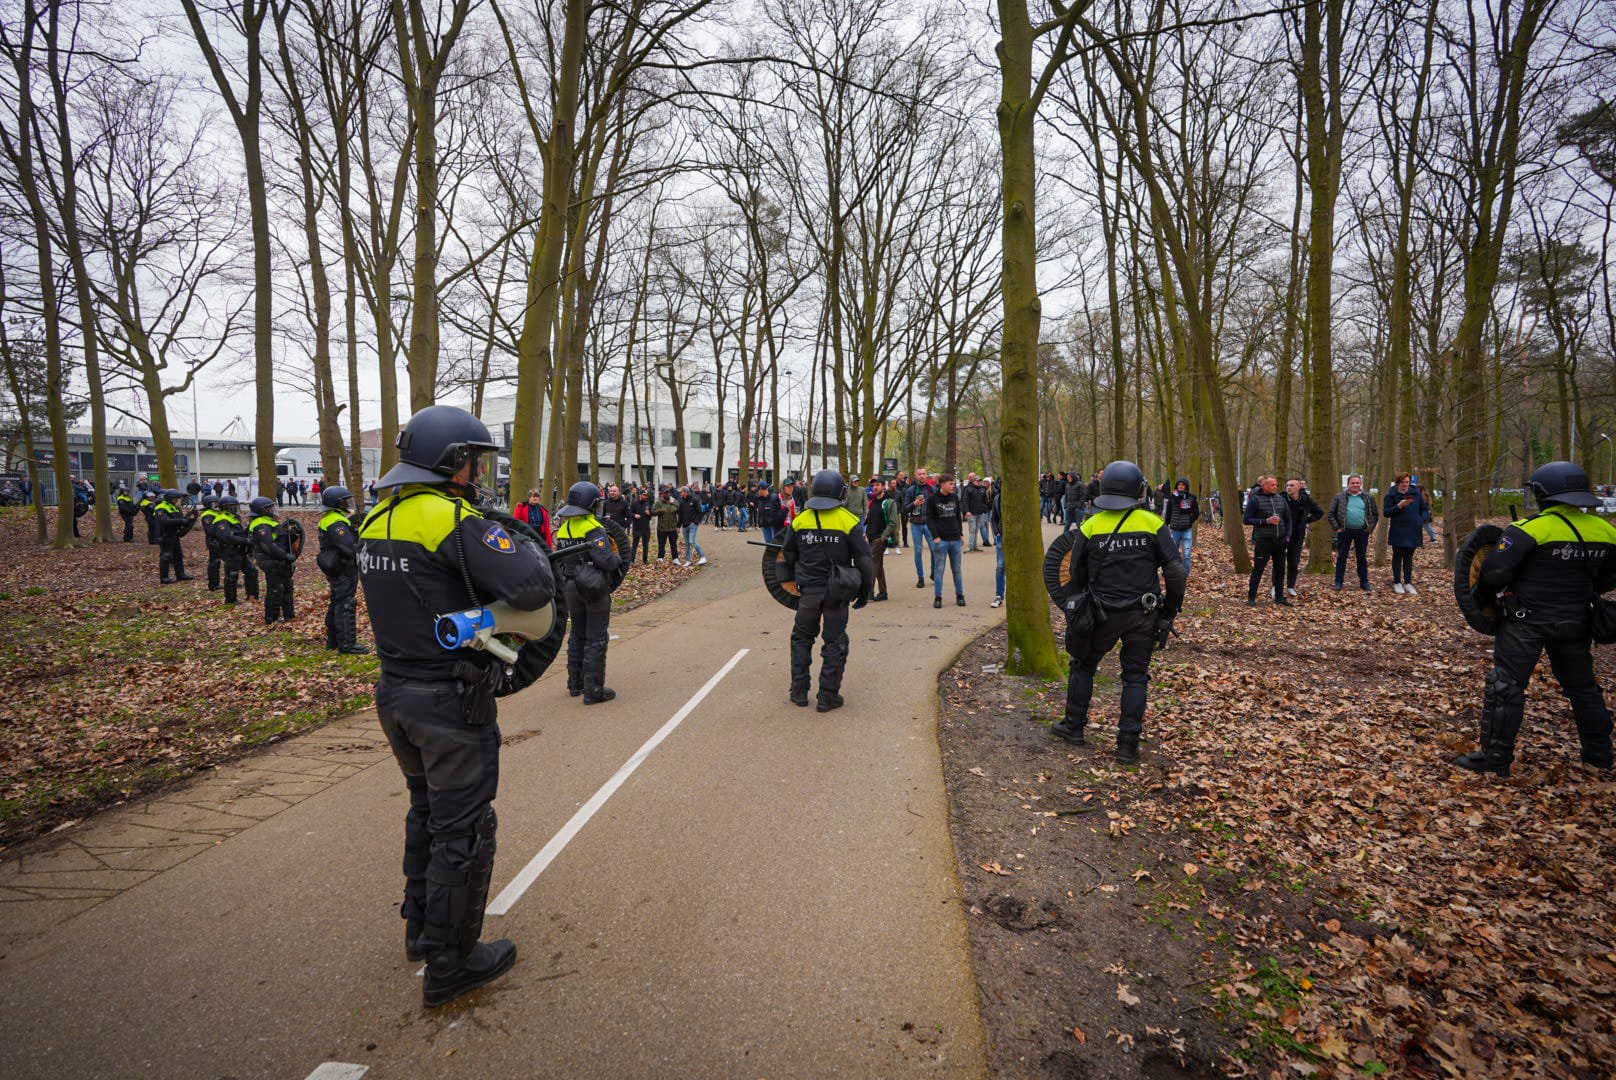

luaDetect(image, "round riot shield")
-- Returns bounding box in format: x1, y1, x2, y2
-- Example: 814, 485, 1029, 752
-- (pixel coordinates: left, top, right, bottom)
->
284, 519, 306, 560
762, 544, 800, 610
1454, 524, 1504, 635
1043, 530, 1077, 603
601, 518, 632, 591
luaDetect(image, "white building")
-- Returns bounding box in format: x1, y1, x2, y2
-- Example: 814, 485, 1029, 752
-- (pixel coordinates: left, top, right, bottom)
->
471, 393, 843, 488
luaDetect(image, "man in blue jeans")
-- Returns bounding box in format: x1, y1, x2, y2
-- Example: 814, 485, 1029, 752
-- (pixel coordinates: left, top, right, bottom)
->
926, 474, 966, 607
1165, 478, 1199, 574
907, 468, 935, 588
1327, 473, 1380, 591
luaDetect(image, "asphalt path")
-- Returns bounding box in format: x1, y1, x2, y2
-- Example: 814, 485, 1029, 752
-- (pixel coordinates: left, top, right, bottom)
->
1, 523, 1026, 1080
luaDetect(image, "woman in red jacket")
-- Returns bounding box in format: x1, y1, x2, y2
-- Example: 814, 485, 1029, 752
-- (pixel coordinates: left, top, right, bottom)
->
512, 488, 555, 548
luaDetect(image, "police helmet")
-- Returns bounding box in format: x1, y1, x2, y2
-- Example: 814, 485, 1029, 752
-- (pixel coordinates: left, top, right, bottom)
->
804, 469, 847, 510
321, 485, 353, 510
249, 496, 276, 518
219, 495, 239, 512
1094, 461, 1148, 511
201, 494, 219, 509
1529, 461, 1600, 509
162, 488, 183, 502
376, 405, 500, 488
558, 481, 601, 518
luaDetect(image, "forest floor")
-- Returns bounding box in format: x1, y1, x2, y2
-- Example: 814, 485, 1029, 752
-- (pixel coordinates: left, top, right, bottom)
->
940, 522, 1616, 1079
0, 505, 697, 849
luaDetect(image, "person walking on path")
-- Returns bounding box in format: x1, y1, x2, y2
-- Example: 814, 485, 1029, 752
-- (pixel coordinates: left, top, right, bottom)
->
907, 468, 936, 588
864, 476, 898, 601
927, 474, 966, 608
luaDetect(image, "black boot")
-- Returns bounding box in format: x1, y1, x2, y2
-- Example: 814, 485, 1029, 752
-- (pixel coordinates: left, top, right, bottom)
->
339, 644, 371, 655
816, 692, 844, 713
422, 938, 518, 1007
789, 684, 810, 708
567, 674, 583, 698
1454, 670, 1522, 776
406, 916, 424, 962
1114, 735, 1139, 765
583, 686, 616, 705
1050, 718, 1086, 745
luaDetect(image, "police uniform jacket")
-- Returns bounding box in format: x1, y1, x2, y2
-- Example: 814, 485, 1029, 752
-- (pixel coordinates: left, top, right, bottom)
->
215, 512, 250, 553
251, 515, 296, 566
359, 483, 554, 680
154, 499, 193, 540
554, 512, 621, 599
1480, 504, 1616, 623
318, 509, 360, 574
779, 506, 874, 596
1049, 507, 1187, 618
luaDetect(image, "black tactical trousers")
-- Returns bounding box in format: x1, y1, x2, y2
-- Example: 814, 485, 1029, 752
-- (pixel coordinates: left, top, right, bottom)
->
1248, 534, 1286, 600
377, 673, 500, 955
562, 579, 611, 692
632, 527, 650, 562
159, 537, 187, 581
1065, 607, 1156, 736
223, 554, 258, 603
207, 543, 223, 590
791, 589, 850, 698
262, 564, 294, 622
324, 568, 359, 648
1484, 619, 1613, 767
144, 515, 158, 545
120, 512, 136, 542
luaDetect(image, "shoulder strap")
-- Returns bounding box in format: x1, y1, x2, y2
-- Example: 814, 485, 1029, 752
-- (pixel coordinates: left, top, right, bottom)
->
1561, 511, 1584, 543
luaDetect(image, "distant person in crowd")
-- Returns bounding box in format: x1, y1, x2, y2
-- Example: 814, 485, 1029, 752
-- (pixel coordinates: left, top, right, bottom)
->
1282, 477, 1325, 598
678, 486, 706, 566
864, 476, 898, 601
927, 474, 966, 608
1328, 474, 1379, 592
1165, 478, 1199, 573
652, 487, 680, 561
1064, 470, 1087, 531
906, 468, 936, 587
512, 489, 555, 549
757, 483, 788, 546
991, 477, 1006, 607
630, 487, 652, 562
1243, 475, 1290, 606
601, 483, 631, 532
1383, 473, 1430, 595
964, 472, 992, 552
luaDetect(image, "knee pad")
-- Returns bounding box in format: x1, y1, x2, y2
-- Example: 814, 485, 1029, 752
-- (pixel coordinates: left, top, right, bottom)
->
1486, 668, 1524, 707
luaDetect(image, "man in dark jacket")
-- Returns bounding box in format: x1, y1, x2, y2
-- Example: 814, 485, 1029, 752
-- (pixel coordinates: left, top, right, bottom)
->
756, 483, 788, 545
1063, 471, 1088, 532
629, 488, 652, 562
1327, 474, 1379, 592
600, 484, 631, 532
964, 473, 992, 551
1166, 478, 1199, 574
927, 475, 966, 607
1244, 475, 1291, 606
1282, 478, 1326, 598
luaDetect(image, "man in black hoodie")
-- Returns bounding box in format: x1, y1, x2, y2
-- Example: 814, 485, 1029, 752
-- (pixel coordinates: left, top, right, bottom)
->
1063, 471, 1088, 532
1281, 477, 1326, 598
1166, 478, 1200, 573
600, 484, 631, 533
927, 474, 966, 607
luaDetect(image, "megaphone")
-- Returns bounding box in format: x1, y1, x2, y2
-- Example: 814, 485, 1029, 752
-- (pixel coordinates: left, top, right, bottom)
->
435, 601, 559, 664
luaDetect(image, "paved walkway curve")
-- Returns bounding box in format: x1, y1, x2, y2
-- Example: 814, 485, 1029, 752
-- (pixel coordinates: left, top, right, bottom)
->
1, 525, 1017, 1079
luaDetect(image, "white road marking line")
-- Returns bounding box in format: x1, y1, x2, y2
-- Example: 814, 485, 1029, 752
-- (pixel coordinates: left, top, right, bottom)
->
304, 1064, 369, 1080
487, 647, 750, 916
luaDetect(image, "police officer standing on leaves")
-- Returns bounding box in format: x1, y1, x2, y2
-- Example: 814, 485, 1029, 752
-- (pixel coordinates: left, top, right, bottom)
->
249, 495, 298, 622
553, 481, 622, 703
199, 494, 224, 590
317, 485, 368, 654
1046, 461, 1187, 764
358, 405, 555, 1008
154, 488, 195, 583
215, 494, 259, 605
116, 484, 138, 541
1458, 461, 1616, 775
780, 469, 874, 712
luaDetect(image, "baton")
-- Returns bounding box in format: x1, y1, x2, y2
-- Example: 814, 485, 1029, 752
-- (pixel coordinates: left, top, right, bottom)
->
746, 540, 784, 550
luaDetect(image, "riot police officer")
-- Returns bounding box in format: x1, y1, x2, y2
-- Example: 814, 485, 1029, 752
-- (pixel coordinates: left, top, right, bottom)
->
116, 484, 138, 542
199, 494, 223, 590
553, 481, 622, 703
138, 484, 159, 545
358, 405, 554, 1008
1045, 460, 1187, 763
1459, 460, 1616, 775
249, 496, 297, 623
154, 489, 195, 583
215, 495, 259, 605
779, 469, 874, 712
317, 485, 367, 654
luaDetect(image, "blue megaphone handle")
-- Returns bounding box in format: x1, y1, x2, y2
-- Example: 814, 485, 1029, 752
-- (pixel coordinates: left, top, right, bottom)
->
435, 607, 496, 651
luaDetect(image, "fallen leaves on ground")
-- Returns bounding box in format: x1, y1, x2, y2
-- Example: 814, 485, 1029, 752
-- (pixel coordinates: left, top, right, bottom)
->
945, 521, 1616, 1077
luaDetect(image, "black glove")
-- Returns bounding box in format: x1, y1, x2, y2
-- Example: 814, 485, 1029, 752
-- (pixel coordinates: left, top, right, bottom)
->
852, 592, 869, 610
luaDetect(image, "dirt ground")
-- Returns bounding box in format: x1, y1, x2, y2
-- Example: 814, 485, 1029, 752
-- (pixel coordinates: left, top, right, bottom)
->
939, 523, 1616, 1079
0, 505, 696, 848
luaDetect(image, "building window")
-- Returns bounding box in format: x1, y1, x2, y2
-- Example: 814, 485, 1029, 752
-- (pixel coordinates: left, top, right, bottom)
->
691, 430, 713, 449
577, 461, 591, 478
501, 422, 513, 449
787, 438, 804, 456
598, 423, 619, 444
661, 428, 678, 448
578, 420, 591, 441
